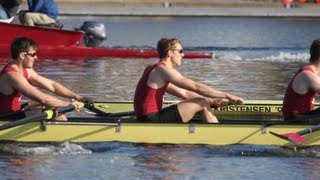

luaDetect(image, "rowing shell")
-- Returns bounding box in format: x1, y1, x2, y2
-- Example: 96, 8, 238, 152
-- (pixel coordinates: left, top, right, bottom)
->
0, 100, 318, 146
0, 118, 318, 146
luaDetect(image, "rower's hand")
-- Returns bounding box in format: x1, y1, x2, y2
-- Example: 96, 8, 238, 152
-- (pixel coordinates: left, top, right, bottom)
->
211, 98, 229, 107
226, 94, 244, 105
71, 101, 84, 112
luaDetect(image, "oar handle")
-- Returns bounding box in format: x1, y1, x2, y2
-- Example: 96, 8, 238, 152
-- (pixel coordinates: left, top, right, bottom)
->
56, 104, 77, 114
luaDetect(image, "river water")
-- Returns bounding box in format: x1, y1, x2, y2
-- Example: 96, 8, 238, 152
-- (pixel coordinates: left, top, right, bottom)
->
1, 16, 320, 179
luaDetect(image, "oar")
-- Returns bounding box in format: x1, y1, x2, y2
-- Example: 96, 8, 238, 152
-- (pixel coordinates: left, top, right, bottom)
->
0, 104, 77, 131
269, 124, 320, 144
0, 101, 45, 119
84, 108, 135, 117
0, 109, 26, 119
84, 102, 135, 117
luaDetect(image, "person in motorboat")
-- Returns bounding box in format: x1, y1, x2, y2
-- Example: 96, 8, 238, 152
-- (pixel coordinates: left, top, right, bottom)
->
17, 0, 62, 28
0, 37, 85, 120
134, 38, 244, 123
283, 38, 320, 124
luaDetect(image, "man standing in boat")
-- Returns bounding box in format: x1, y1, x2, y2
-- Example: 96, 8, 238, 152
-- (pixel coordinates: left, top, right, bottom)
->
134, 38, 244, 123
283, 39, 320, 123
0, 37, 84, 120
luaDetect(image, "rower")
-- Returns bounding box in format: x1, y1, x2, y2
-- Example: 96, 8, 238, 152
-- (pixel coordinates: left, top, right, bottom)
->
283, 38, 320, 124
133, 38, 244, 123
0, 37, 87, 120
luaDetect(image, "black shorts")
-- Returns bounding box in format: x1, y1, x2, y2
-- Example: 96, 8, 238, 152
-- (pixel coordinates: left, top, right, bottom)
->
285, 108, 320, 124
137, 105, 183, 123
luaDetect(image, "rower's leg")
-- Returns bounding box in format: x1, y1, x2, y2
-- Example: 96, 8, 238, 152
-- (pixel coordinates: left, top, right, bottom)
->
55, 114, 68, 121
177, 98, 218, 123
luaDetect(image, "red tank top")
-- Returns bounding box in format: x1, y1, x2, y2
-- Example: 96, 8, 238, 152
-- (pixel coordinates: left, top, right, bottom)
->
134, 63, 168, 118
282, 66, 317, 119
0, 64, 28, 114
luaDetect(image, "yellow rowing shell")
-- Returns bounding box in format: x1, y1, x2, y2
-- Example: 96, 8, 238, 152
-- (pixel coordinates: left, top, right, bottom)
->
0, 100, 318, 146
0, 119, 318, 146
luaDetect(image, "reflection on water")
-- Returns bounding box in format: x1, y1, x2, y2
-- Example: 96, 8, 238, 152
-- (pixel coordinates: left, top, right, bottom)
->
0, 155, 43, 179
0, 142, 320, 179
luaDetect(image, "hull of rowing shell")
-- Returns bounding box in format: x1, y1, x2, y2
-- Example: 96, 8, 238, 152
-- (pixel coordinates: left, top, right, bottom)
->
0, 22, 213, 59
0, 100, 319, 146
0, 120, 318, 146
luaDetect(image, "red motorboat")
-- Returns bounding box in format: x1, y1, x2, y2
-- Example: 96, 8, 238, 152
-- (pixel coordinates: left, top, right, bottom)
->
0, 22, 213, 60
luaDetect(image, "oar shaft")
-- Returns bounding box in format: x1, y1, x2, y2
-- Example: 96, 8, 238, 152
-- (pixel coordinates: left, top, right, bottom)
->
107, 111, 135, 117
0, 104, 75, 131
297, 124, 320, 136
0, 109, 26, 119
84, 102, 135, 117
0, 112, 47, 131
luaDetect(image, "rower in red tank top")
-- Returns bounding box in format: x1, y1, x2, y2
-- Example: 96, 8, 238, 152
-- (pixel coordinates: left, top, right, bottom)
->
282, 39, 320, 124
0, 37, 86, 120
282, 66, 317, 120
134, 62, 168, 118
0, 64, 28, 114
133, 38, 244, 123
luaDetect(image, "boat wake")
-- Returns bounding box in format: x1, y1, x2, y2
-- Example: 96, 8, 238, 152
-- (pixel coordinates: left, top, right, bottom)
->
0, 141, 320, 157
103, 46, 310, 62
0, 142, 92, 155
252, 52, 309, 63
83, 142, 320, 158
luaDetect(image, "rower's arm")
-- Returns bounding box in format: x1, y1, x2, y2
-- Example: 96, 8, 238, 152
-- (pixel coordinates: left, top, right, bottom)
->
27, 69, 83, 101
163, 67, 243, 104
164, 69, 226, 98
8, 71, 70, 108
166, 84, 228, 107
167, 83, 208, 99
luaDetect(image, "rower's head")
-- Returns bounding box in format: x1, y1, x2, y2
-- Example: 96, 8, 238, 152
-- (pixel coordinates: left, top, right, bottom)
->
310, 39, 320, 63
10, 37, 38, 60
157, 38, 184, 59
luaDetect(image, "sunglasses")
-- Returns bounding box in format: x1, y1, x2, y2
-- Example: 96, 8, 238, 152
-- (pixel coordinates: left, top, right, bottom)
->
24, 52, 37, 57
172, 49, 184, 54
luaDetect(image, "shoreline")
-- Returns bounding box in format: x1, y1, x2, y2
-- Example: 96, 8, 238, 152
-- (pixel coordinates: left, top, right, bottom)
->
57, 6, 320, 18
20, 1, 320, 17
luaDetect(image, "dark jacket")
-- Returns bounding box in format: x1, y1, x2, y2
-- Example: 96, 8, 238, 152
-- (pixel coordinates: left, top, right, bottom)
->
0, 0, 22, 17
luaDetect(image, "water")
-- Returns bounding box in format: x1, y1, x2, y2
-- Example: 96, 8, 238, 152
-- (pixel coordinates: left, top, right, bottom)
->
1, 16, 320, 179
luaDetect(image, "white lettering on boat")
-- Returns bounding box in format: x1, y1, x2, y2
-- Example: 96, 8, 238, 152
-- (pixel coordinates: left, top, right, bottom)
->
215, 105, 283, 112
